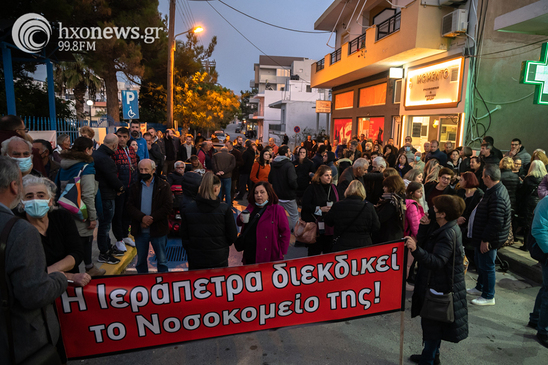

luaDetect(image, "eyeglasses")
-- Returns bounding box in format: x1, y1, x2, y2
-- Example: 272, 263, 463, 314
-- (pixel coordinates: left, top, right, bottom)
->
440, 176, 451, 181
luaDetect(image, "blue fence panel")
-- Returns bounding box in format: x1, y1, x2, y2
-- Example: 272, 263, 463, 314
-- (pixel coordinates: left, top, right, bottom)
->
25, 116, 88, 143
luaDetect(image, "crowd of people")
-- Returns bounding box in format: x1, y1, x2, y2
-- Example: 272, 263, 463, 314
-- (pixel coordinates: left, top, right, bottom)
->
2, 111, 548, 363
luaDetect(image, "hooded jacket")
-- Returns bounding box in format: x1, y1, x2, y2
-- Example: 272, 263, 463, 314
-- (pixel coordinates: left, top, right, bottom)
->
268, 156, 298, 200
181, 195, 237, 270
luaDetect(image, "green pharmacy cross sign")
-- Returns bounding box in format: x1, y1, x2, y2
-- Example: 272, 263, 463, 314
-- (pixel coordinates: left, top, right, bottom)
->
521, 42, 548, 105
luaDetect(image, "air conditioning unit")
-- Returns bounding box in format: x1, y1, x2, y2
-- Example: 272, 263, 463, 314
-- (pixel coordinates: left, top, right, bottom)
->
442, 9, 468, 37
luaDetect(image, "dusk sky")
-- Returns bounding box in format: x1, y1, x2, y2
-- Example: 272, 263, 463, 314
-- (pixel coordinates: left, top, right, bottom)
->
158, 0, 335, 93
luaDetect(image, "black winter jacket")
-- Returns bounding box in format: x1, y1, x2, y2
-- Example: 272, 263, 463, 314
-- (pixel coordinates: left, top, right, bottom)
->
126, 177, 173, 237
500, 169, 520, 212
470, 182, 511, 249
294, 158, 315, 197
181, 195, 237, 270
518, 175, 543, 224
92, 144, 123, 200
180, 171, 203, 208
337, 167, 364, 198
241, 147, 256, 174
324, 196, 380, 251
372, 194, 405, 244
411, 220, 468, 344
456, 188, 484, 245
269, 156, 298, 200
301, 183, 339, 223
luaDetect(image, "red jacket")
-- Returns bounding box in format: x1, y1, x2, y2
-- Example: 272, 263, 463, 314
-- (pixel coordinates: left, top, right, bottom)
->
237, 204, 290, 264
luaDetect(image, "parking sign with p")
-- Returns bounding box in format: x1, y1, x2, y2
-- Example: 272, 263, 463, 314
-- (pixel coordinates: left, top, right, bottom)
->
122, 90, 139, 120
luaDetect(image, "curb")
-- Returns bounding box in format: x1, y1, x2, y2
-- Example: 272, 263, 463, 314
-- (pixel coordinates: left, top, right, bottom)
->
99, 246, 137, 275
497, 244, 542, 283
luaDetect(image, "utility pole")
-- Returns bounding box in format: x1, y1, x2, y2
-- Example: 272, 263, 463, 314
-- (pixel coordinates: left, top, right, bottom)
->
166, 0, 176, 129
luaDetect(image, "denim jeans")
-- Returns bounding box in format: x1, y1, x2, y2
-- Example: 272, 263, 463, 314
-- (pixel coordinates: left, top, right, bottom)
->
135, 233, 168, 274
113, 190, 130, 241
97, 199, 115, 254
530, 257, 548, 335
419, 338, 441, 365
474, 247, 497, 299
219, 178, 232, 205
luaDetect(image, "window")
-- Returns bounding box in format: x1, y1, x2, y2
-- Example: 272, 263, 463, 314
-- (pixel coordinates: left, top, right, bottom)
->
276, 68, 290, 77
359, 83, 387, 107
334, 91, 354, 110
394, 79, 402, 104
306, 85, 312, 93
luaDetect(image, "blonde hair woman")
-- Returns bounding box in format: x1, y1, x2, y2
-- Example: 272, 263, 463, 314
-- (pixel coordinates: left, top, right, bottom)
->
324, 180, 380, 252
181, 172, 237, 270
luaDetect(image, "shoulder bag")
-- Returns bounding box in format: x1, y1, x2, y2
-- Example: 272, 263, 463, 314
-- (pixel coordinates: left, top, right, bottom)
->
0, 217, 62, 365
234, 207, 267, 251
420, 235, 456, 323
58, 164, 89, 222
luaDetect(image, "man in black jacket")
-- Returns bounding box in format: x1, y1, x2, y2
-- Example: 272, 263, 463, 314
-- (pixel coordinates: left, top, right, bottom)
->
269, 145, 299, 230
425, 140, 448, 166
177, 134, 197, 162
468, 164, 511, 306
144, 132, 164, 176
226, 141, 243, 204
126, 159, 173, 273
337, 158, 368, 198
235, 140, 255, 200
92, 134, 125, 267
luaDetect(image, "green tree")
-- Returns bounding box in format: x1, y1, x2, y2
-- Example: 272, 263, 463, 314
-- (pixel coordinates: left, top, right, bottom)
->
238, 88, 258, 122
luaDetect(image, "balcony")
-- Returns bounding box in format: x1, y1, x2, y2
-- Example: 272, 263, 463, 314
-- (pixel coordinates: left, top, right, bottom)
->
330, 48, 342, 64
311, 0, 452, 89
316, 58, 325, 72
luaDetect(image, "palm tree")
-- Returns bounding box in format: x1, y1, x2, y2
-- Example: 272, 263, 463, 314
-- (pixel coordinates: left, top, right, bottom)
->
54, 55, 103, 120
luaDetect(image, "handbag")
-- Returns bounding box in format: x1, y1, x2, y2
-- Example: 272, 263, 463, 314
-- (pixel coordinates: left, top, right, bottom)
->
58, 164, 89, 221
332, 200, 368, 245
527, 231, 548, 262
0, 217, 62, 365
420, 237, 456, 323
234, 206, 267, 251
294, 219, 317, 244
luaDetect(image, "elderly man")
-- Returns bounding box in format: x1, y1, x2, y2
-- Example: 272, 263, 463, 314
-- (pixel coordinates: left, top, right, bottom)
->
364, 156, 388, 204
212, 146, 236, 205
480, 142, 501, 166
398, 136, 417, 155
52, 134, 71, 163
32, 139, 60, 181
468, 164, 511, 306
422, 141, 431, 160
337, 158, 369, 197
93, 134, 124, 266
1, 136, 40, 177
126, 159, 172, 273
0, 156, 67, 363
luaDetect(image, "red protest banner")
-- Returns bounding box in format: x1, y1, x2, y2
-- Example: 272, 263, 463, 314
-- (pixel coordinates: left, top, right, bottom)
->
56, 240, 406, 359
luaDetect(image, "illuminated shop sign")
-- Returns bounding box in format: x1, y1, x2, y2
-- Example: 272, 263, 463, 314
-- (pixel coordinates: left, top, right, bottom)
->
520, 42, 548, 105
404, 58, 464, 109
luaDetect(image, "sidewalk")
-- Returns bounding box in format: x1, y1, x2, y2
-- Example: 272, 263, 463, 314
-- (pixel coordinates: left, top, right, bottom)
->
497, 241, 542, 283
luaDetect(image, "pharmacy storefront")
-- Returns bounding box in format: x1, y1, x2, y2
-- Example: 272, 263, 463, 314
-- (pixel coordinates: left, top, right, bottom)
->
400, 57, 468, 152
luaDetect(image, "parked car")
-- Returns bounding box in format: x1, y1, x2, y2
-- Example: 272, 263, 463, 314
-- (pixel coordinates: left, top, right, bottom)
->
245, 130, 257, 139
214, 130, 227, 141
235, 127, 241, 133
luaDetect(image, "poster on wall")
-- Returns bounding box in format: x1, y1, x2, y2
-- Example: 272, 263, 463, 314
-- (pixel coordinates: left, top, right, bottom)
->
333, 119, 353, 143
358, 117, 384, 141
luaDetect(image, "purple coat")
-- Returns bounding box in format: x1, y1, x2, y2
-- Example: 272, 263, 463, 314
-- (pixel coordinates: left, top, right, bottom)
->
238, 204, 291, 263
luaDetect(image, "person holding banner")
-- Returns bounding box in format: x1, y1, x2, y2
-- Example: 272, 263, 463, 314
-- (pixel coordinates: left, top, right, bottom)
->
405, 195, 468, 365
324, 180, 379, 251
236, 181, 290, 264
301, 165, 340, 256
182, 171, 238, 270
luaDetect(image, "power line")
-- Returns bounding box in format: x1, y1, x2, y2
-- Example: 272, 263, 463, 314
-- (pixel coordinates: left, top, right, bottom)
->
176, 0, 192, 29
217, 0, 329, 34
205, 1, 311, 84
182, 0, 196, 26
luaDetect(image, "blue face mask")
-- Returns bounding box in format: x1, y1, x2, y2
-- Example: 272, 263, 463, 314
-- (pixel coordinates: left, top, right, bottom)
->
415, 156, 421, 162
12, 156, 32, 172
256, 200, 269, 207
23, 199, 50, 218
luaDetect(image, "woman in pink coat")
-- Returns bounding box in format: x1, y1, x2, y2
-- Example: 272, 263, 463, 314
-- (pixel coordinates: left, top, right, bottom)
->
405, 182, 425, 281
237, 181, 291, 264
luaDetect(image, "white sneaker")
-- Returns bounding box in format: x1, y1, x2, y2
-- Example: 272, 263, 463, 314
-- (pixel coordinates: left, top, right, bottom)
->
467, 287, 482, 296
115, 240, 127, 252
471, 297, 495, 306
123, 237, 135, 247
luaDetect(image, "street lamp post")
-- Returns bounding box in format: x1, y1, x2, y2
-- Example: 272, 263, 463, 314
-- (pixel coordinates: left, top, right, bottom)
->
86, 99, 94, 124
166, 23, 204, 129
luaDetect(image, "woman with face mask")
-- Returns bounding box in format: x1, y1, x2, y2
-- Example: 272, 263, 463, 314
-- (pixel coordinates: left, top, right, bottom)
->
236, 181, 290, 264
19, 175, 92, 285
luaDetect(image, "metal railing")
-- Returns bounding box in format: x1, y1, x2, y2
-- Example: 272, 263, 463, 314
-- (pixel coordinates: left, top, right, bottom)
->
316, 58, 325, 72
348, 33, 366, 55
330, 48, 342, 65
25, 116, 88, 142
376, 12, 401, 41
